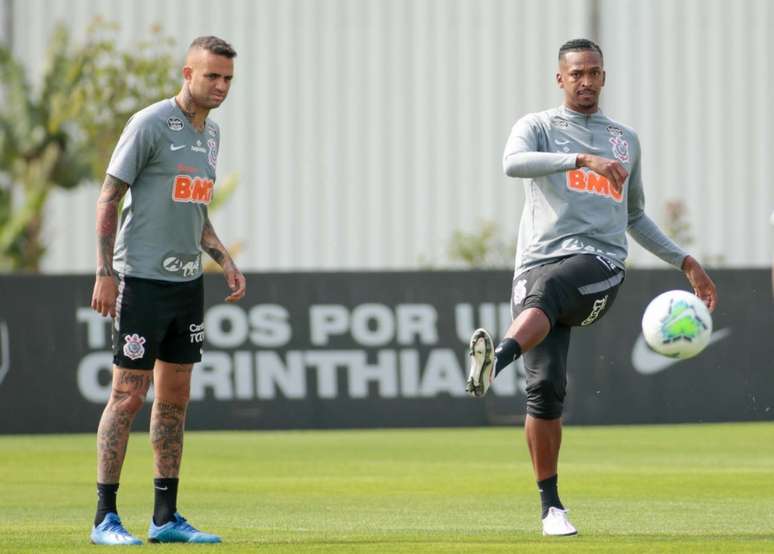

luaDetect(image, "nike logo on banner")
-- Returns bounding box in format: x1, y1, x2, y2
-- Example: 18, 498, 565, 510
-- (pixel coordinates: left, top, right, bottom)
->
631, 328, 732, 375
170, 144, 186, 151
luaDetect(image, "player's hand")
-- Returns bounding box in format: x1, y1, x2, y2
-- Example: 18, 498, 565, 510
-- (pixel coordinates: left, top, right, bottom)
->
91, 275, 119, 317
223, 261, 246, 303
577, 154, 628, 195
682, 255, 717, 312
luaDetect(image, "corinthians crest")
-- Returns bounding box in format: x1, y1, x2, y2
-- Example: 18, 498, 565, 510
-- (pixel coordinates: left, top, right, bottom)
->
123, 333, 147, 360
609, 135, 630, 163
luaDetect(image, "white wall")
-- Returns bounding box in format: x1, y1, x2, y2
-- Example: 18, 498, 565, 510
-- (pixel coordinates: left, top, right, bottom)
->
8, 0, 771, 272
600, 0, 773, 267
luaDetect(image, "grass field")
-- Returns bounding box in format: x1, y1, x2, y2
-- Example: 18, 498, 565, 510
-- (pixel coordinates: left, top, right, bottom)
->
1, 423, 773, 553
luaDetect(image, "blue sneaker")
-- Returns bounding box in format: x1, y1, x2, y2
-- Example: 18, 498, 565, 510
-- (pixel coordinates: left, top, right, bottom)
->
148, 512, 221, 543
90, 512, 142, 545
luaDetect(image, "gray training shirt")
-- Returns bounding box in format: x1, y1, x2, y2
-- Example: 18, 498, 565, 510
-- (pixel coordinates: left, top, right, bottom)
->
107, 98, 220, 282
503, 105, 686, 278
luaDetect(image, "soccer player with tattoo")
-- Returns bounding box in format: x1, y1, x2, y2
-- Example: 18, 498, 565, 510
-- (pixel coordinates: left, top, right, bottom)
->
89, 36, 245, 545
466, 39, 717, 536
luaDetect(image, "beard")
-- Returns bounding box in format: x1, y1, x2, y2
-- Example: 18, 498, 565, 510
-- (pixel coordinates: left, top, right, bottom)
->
184, 83, 226, 110
196, 93, 225, 110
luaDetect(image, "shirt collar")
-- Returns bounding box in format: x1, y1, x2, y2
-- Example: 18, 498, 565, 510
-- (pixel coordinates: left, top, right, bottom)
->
558, 104, 605, 121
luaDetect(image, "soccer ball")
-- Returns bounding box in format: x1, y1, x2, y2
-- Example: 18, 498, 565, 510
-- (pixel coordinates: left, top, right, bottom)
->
641, 290, 712, 359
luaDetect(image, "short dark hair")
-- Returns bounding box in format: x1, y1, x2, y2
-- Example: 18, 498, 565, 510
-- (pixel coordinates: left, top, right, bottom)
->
189, 36, 237, 59
558, 38, 603, 62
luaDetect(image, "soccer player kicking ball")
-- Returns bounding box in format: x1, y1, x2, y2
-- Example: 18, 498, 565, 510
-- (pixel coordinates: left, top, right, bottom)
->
89, 36, 245, 545
466, 39, 717, 537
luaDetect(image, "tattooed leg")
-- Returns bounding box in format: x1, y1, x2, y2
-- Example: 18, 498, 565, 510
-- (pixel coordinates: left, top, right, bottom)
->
97, 367, 152, 483
151, 361, 193, 478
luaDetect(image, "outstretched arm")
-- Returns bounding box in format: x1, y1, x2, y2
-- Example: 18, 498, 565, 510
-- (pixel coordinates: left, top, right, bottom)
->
201, 211, 246, 303
625, 144, 717, 312
91, 175, 128, 317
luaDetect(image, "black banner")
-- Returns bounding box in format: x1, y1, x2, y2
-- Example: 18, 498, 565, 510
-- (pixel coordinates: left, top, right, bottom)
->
0, 270, 772, 433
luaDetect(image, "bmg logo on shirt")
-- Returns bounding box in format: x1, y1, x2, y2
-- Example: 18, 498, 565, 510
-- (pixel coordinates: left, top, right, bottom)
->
172, 174, 213, 204
566, 169, 623, 203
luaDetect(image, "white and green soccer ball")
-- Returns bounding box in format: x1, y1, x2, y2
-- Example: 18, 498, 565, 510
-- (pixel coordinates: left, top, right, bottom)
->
641, 290, 712, 359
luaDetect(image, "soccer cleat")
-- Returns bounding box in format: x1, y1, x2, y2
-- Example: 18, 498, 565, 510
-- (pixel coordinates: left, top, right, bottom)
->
465, 328, 495, 397
541, 507, 578, 536
90, 512, 143, 545
148, 512, 221, 544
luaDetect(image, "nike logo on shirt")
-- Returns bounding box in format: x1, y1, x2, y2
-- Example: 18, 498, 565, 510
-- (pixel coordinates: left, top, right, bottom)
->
170, 144, 186, 151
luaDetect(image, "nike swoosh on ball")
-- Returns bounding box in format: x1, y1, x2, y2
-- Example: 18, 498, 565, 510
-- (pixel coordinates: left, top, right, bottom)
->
631, 328, 732, 375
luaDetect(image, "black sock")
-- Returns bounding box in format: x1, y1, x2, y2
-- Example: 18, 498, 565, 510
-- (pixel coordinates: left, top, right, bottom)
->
538, 474, 564, 518
494, 338, 522, 376
95, 483, 119, 526
153, 478, 179, 526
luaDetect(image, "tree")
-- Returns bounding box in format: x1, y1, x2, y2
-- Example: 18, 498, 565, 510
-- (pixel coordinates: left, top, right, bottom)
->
0, 19, 178, 271
446, 220, 516, 269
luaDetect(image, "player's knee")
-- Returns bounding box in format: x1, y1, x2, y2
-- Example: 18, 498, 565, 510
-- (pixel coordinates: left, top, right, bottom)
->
109, 389, 147, 415
157, 381, 191, 404
525, 378, 565, 419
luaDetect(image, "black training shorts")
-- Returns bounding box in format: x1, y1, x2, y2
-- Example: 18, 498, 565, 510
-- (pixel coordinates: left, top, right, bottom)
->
511, 254, 625, 419
112, 275, 204, 370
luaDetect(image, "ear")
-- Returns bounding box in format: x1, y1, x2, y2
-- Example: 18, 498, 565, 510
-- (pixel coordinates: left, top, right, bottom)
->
182, 66, 193, 81
601, 70, 606, 86
556, 72, 564, 89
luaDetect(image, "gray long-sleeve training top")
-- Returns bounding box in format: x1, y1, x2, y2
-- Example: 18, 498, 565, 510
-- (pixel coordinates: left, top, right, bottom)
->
503, 104, 687, 278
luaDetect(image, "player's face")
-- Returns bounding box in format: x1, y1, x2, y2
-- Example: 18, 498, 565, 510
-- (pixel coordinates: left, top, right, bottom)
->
556, 50, 605, 114
184, 50, 234, 110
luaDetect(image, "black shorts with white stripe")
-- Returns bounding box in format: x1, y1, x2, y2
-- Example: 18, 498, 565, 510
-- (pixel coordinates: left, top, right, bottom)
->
511, 253, 624, 329
112, 275, 204, 370
510, 254, 625, 419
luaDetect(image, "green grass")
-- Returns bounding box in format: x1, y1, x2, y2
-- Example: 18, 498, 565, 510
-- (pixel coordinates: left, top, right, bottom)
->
1, 423, 774, 552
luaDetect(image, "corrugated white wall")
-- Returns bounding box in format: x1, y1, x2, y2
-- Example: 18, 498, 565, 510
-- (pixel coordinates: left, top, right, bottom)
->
600, 0, 773, 267
7, 0, 771, 272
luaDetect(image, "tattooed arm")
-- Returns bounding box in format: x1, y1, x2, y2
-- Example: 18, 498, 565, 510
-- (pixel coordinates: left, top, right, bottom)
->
201, 209, 246, 302
91, 174, 129, 317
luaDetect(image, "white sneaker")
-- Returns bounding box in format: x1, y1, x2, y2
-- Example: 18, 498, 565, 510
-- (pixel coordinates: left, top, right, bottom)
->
541, 507, 577, 536
465, 328, 494, 397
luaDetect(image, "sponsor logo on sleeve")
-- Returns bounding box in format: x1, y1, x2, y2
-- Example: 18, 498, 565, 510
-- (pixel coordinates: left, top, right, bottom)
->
122, 334, 147, 360
167, 117, 184, 131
